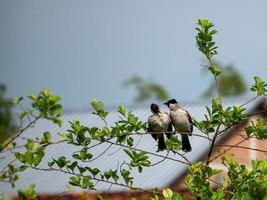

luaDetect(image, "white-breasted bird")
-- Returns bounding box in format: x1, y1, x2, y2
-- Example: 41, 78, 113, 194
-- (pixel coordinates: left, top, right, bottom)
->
147, 103, 173, 151
164, 99, 192, 152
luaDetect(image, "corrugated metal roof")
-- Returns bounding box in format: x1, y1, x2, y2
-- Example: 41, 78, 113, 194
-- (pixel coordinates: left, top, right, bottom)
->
0, 98, 263, 195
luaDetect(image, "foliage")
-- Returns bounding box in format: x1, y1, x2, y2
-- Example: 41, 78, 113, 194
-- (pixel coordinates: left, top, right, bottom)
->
17, 185, 38, 200
0, 19, 267, 200
0, 84, 15, 144
196, 19, 218, 60
184, 162, 223, 200
123, 75, 169, 103
222, 156, 267, 199
202, 63, 247, 98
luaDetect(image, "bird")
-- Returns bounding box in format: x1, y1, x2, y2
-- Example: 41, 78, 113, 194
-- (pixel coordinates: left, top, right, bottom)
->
164, 99, 192, 152
147, 103, 173, 151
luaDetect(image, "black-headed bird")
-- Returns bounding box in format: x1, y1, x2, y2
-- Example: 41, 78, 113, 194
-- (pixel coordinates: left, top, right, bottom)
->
164, 99, 192, 152
147, 103, 173, 151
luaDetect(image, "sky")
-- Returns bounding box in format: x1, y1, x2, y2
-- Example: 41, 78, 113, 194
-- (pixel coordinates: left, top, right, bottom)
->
0, 0, 267, 108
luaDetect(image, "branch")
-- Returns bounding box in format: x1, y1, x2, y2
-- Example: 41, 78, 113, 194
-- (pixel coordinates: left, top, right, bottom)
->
209, 137, 247, 163
239, 95, 259, 108
207, 57, 222, 103
206, 124, 221, 165
30, 166, 161, 195
104, 140, 190, 165
0, 116, 41, 152
215, 144, 267, 153
83, 143, 113, 163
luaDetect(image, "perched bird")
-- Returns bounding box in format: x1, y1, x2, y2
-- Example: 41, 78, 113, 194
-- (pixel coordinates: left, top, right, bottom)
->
164, 99, 192, 152
147, 103, 173, 151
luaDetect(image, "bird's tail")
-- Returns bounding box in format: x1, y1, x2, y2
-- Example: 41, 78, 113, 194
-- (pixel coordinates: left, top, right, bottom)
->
158, 134, 166, 151
181, 134, 192, 152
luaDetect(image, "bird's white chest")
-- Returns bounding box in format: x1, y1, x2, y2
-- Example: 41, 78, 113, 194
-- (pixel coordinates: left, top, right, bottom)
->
149, 113, 170, 131
170, 110, 189, 131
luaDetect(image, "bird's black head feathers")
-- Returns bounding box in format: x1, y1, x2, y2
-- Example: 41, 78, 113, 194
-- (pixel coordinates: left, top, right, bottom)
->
150, 103, 160, 113
164, 99, 178, 107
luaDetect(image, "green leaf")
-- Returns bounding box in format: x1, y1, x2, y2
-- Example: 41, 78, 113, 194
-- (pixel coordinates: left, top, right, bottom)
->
25, 140, 35, 151
81, 176, 93, 189
251, 76, 267, 95
208, 66, 221, 77
127, 137, 134, 147
42, 132, 51, 143
24, 152, 34, 165
118, 105, 126, 116
19, 165, 28, 172
69, 176, 81, 187
163, 188, 173, 198
13, 97, 23, 104
15, 152, 25, 163
18, 185, 38, 200
123, 149, 134, 159
33, 154, 43, 166
55, 156, 68, 168
86, 167, 100, 177
48, 161, 55, 168
67, 161, 78, 171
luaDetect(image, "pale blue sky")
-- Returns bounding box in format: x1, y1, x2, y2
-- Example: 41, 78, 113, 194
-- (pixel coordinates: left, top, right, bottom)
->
0, 0, 266, 108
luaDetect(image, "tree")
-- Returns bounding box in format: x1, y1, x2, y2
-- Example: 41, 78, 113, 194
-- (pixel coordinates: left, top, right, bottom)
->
0, 19, 267, 200
123, 75, 169, 103
202, 62, 247, 98
0, 84, 15, 144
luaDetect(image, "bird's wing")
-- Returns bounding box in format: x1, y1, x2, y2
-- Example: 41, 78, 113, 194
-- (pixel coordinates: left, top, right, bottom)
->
184, 110, 193, 134
166, 122, 173, 139
163, 111, 173, 139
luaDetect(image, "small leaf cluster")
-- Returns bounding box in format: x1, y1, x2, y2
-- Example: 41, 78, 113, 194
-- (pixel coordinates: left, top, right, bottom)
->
17, 185, 38, 200
69, 176, 94, 189
48, 155, 134, 189
40, 131, 52, 145
64, 120, 92, 146
114, 105, 147, 144
194, 98, 245, 134
250, 76, 267, 95
245, 118, 267, 139
72, 148, 93, 161
184, 162, 223, 200
0, 164, 24, 188
15, 139, 45, 167
222, 156, 267, 199
28, 89, 62, 126
90, 98, 108, 120
123, 149, 151, 173
48, 156, 96, 189
165, 136, 182, 151
101, 169, 120, 183
120, 168, 134, 186
162, 188, 184, 200
196, 18, 218, 60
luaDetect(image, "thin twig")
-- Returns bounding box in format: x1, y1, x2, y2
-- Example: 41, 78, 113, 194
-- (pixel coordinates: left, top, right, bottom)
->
206, 124, 221, 165
104, 140, 190, 165
209, 138, 247, 163
149, 151, 170, 167
215, 144, 267, 153
104, 183, 113, 200
30, 166, 160, 195
84, 143, 113, 162
0, 116, 40, 152
239, 95, 259, 108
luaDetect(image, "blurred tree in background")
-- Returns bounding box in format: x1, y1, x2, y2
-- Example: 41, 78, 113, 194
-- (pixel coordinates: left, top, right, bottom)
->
202, 62, 247, 98
0, 84, 15, 144
123, 75, 169, 103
